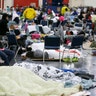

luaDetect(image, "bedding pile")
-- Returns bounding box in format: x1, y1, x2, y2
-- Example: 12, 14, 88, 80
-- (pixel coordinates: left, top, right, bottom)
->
14, 62, 96, 90
0, 66, 82, 96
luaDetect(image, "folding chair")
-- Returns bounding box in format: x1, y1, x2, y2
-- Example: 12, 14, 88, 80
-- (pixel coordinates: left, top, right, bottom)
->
6, 33, 21, 59
43, 35, 61, 63
70, 35, 84, 49
40, 20, 48, 26
62, 35, 84, 60
51, 22, 58, 30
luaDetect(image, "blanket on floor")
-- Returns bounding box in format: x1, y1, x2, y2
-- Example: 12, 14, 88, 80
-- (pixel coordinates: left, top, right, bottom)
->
14, 62, 96, 90
0, 66, 81, 96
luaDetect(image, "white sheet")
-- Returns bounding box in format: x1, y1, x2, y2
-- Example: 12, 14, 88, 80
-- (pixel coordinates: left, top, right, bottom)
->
31, 43, 82, 59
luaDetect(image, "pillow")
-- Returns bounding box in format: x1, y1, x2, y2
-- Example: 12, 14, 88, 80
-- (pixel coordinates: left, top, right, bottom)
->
42, 26, 50, 34
27, 25, 37, 33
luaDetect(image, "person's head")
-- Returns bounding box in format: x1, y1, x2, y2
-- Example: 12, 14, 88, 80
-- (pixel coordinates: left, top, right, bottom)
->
2, 13, 9, 21
8, 15, 12, 21
66, 31, 71, 35
26, 51, 34, 58
8, 21, 17, 29
7, 6, 9, 8
65, 8, 68, 12
70, 31, 73, 35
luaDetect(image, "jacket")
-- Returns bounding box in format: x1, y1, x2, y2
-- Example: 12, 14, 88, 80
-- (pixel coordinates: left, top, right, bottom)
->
61, 6, 70, 15
0, 13, 9, 35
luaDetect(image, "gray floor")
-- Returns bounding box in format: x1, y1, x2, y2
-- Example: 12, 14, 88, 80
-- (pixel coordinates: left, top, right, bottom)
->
14, 48, 96, 96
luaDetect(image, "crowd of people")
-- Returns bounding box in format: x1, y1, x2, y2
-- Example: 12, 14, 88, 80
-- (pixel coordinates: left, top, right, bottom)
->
0, 4, 96, 66
0, 4, 96, 96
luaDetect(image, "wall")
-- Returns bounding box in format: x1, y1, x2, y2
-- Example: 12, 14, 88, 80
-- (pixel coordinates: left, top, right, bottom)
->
69, 0, 96, 8
69, 0, 84, 7
14, 0, 38, 7
39, 0, 43, 8
0, 0, 4, 10
4, 0, 13, 9
83, 0, 96, 7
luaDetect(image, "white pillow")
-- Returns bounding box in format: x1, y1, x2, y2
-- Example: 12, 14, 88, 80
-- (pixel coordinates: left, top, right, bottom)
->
27, 25, 37, 32
42, 26, 51, 34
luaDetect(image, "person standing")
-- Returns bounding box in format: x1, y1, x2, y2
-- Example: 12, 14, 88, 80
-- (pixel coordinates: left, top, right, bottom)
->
0, 13, 9, 36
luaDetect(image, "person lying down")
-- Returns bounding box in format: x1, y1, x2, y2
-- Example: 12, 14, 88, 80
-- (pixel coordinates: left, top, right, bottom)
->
26, 49, 49, 59
21, 48, 81, 60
